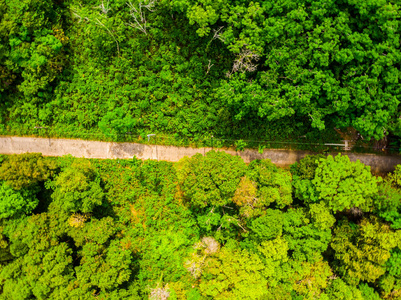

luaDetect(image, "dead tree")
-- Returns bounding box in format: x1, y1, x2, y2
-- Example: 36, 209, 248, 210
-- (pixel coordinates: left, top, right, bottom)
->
126, 0, 156, 35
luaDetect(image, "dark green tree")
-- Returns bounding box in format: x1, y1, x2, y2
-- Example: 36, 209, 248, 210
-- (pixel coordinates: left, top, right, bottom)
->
246, 159, 292, 209
0, 182, 38, 219
98, 107, 137, 139
177, 151, 246, 208
249, 209, 284, 241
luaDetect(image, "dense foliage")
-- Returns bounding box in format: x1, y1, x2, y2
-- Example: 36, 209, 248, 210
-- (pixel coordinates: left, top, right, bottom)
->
1, 0, 401, 144
0, 152, 401, 299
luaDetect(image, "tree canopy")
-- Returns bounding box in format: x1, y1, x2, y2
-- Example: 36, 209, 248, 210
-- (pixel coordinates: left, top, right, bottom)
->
1, 0, 401, 145
0, 152, 399, 299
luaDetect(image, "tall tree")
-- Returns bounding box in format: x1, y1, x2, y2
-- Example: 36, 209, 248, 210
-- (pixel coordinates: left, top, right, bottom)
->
331, 218, 399, 285
177, 151, 246, 208
0, 153, 57, 190
0, 182, 38, 219
245, 159, 293, 210
48, 160, 103, 213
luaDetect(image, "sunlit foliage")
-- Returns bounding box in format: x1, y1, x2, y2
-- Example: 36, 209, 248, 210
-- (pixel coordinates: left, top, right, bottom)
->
0, 151, 400, 298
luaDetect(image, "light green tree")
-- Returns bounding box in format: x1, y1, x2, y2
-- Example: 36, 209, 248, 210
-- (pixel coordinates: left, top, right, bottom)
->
199, 247, 268, 299
313, 154, 381, 212
48, 160, 103, 213
0, 153, 57, 190
331, 218, 399, 285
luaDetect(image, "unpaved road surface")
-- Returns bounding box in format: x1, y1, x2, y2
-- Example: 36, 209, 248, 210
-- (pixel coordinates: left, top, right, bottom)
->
0, 136, 400, 173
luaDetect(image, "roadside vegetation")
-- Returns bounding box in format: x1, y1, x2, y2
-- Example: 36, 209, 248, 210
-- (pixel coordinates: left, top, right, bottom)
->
1, 0, 401, 151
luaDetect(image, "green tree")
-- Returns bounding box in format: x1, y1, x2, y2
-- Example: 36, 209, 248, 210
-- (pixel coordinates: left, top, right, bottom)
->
199, 247, 268, 299
48, 160, 103, 213
358, 283, 381, 300
246, 159, 292, 209
249, 209, 283, 241
0, 153, 57, 190
379, 247, 401, 298
373, 165, 401, 229
373, 181, 401, 229
292, 154, 326, 204
74, 240, 133, 293
312, 154, 381, 212
0, 213, 74, 299
67, 216, 117, 247
324, 279, 364, 300
177, 151, 246, 208
185, 0, 401, 139
291, 155, 326, 180
98, 107, 137, 139
282, 208, 332, 262
331, 218, 399, 285
0, 243, 74, 300
0, 0, 67, 104
0, 182, 38, 219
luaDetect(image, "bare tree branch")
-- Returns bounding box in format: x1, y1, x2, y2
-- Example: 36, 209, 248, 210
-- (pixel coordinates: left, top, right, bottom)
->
211, 26, 225, 42
71, 9, 89, 23
95, 18, 120, 57
71, 6, 120, 57
95, 0, 111, 15
206, 59, 214, 75
126, 0, 156, 35
227, 47, 260, 77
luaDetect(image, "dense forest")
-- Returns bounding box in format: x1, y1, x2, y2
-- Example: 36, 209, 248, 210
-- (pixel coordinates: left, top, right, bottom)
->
0, 0, 401, 145
0, 152, 400, 299
2, 0, 401, 298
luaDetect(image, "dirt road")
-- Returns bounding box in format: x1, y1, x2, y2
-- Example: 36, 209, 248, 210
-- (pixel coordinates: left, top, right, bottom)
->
0, 136, 400, 173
